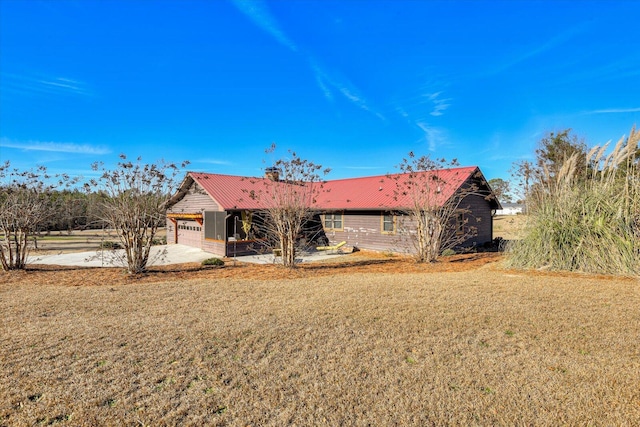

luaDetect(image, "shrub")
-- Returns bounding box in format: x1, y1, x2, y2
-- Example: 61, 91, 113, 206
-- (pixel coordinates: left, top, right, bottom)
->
152, 236, 167, 246
441, 249, 456, 257
202, 258, 224, 267
507, 126, 639, 276
100, 241, 123, 250
493, 237, 506, 252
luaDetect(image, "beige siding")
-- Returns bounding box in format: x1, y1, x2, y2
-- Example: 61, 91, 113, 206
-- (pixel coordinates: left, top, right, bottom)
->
202, 239, 226, 257
166, 181, 222, 251
167, 221, 176, 245
323, 193, 494, 253
324, 211, 412, 253
175, 220, 202, 247
167, 182, 220, 214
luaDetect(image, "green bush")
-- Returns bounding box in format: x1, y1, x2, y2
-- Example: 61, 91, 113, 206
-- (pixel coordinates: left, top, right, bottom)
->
441, 249, 456, 257
202, 258, 224, 267
100, 241, 122, 250
507, 127, 639, 276
152, 236, 167, 246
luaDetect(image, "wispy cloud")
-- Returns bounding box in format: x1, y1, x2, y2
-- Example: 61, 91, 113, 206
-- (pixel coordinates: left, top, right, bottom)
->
309, 58, 384, 119
427, 92, 451, 117
309, 60, 335, 101
194, 158, 233, 166
396, 106, 410, 119
394, 85, 452, 120
2, 73, 91, 97
230, 0, 297, 52
0, 138, 110, 155
338, 84, 385, 120
394, 85, 452, 151
231, 0, 384, 120
416, 122, 447, 152
486, 22, 589, 76
583, 107, 640, 114
563, 53, 640, 84
343, 165, 384, 170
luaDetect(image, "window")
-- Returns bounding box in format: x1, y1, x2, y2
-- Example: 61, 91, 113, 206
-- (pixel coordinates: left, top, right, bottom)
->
382, 213, 395, 233
456, 212, 466, 235
324, 212, 343, 230
178, 223, 201, 232
204, 211, 226, 241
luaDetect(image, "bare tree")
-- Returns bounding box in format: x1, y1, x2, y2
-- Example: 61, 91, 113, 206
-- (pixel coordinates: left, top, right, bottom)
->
246, 147, 329, 268
390, 153, 485, 263
510, 160, 535, 205
0, 162, 69, 270
85, 155, 188, 274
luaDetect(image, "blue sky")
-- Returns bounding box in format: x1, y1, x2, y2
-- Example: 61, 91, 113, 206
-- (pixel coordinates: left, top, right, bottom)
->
1, 0, 639, 183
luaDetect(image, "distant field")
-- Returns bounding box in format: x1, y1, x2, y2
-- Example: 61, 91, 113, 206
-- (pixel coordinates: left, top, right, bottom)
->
25, 229, 167, 254
493, 214, 527, 240
1, 255, 638, 426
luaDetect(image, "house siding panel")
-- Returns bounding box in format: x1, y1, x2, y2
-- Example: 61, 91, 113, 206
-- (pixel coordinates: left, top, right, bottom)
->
202, 239, 226, 257
168, 193, 219, 214
166, 181, 222, 247
324, 211, 412, 253
323, 194, 494, 254
167, 182, 220, 214
458, 193, 493, 247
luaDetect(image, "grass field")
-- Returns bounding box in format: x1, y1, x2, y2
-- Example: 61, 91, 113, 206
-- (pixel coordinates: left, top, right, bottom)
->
492, 215, 527, 241
1, 254, 639, 426
23, 229, 168, 255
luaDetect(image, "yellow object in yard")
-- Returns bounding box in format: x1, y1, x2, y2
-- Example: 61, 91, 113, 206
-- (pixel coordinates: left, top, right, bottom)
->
316, 241, 347, 252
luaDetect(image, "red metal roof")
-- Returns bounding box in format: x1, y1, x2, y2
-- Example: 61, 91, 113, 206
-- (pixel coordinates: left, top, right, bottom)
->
184, 166, 481, 211
319, 167, 478, 210
188, 172, 272, 210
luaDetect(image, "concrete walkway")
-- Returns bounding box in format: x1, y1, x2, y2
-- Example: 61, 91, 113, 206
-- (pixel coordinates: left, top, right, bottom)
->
28, 244, 345, 267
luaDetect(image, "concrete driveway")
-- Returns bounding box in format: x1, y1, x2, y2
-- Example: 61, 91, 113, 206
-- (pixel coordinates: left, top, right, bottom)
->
28, 244, 347, 267
29, 244, 215, 267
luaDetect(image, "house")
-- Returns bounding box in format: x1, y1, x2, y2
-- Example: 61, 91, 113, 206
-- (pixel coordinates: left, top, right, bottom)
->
164, 166, 501, 257
495, 202, 524, 216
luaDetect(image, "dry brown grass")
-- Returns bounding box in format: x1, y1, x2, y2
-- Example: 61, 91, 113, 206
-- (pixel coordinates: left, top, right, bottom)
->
492, 215, 527, 241
1, 254, 639, 426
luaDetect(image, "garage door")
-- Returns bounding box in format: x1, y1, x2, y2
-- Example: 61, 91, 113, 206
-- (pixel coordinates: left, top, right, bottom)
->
176, 220, 202, 248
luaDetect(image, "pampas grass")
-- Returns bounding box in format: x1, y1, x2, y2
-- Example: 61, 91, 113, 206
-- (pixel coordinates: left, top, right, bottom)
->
507, 126, 640, 276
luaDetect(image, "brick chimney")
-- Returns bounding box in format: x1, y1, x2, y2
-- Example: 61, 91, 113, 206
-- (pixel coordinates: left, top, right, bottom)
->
265, 167, 280, 181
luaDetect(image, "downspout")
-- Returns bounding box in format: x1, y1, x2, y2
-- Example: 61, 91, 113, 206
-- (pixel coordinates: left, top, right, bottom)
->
225, 212, 232, 257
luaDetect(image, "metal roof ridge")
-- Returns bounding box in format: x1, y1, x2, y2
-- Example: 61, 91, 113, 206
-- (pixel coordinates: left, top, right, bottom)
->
188, 165, 479, 183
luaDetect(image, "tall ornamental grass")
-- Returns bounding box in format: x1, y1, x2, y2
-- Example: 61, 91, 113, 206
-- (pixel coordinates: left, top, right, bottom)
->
507, 126, 640, 276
